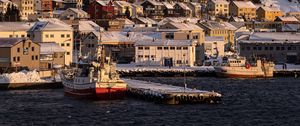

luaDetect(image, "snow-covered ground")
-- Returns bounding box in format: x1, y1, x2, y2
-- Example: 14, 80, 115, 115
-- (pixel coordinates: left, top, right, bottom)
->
117, 64, 215, 73
275, 64, 300, 71
261, 0, 300, 13
0, 70, 51, 84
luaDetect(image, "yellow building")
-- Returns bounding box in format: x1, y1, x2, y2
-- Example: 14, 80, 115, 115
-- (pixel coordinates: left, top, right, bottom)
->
0, 22, 34, 38
207, 0, 229, 17
229, 1, 256, 20
256, 6, 284, 21
19, 0, 36, 20
30, 18, 73, 65
113, 1, 132, 16
198, 21, 237, 48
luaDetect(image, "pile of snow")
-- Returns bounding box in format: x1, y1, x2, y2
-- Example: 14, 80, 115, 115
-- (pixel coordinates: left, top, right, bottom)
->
261, 0, 300, 13
117, 64, 214, 73
0, 70, 47, 83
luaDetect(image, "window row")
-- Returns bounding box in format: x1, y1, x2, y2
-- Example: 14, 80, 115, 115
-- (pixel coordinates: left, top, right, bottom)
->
45, 34, 70, 38
9, 34, 30, 38
241, 46, 300, 51
138, 46, 188, 50
61, 43, 71, 47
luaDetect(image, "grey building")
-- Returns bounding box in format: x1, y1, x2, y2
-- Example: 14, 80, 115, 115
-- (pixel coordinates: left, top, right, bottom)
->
238, 32, 300, 64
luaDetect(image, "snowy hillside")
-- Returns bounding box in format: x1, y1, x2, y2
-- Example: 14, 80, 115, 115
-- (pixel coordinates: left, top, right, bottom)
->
261, 0, 300, 13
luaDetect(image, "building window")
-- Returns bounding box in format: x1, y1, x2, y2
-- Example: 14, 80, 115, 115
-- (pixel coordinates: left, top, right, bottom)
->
61, 43, 65, 46
9, 35, 13, 38
17, 48, 20, 52
270, 47, 273, 50
138, 55, 143, 58
21, 35, 25, 37
183, 47, 188, 50
67, 34, 70, 38
66, 52, 70, 55
145, 47, 150, 50
151, 55, 155, 58
164, 47, 169, 50
13, 57, 16, 62
276, 47, 280, 50
157, 47, 162, 50
66, 43, 70, 47
246, 47, 250, 50
35, 55, 38, 60
177, 47, 182, 50
281, 47, 285, 50
193, 35, 198, 39
61, 34, 65, 38
32, 55, 34, 60
253, 47, 257, 50
145, 55, 149, 58
138, 47, 143, 50
176, 60, 182, 64
287, 47, 291, 50
170, 47, 175, 50
50, 34, 54, 38
17, 57, 20, 61
45, 34, 49, 38
31, 47, 34, 51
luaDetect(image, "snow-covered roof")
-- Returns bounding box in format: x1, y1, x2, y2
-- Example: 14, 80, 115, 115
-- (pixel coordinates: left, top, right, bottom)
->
260, 0, 300, 13
52, 0, 64, 2
135, 17, 157, 24
135, 39, 197, 46
211, 0, 229, 4
114, 1, 131, 7
143, 0, 163, 6
176, 3, 192, 11
67, 8, 88, 15
0, 0, 11, 3
96, 0, 113, 6
79, 21, 102, 32
30, 18, 73, 31
276, 16, 299, 22
249, 32, 300, 41
162, 2, 175, 9
158, 17, 199, 25
40, 42, 66, 54
233, 1, 256, 8
0, 38, 25, 47
205, 36, 224, 42
200, 21, 237, 30
259, 6, 281, 12
98, 32, 161, 43
168, 22, 203, 31
53, 10, 64, 15
0, 22, 35, 31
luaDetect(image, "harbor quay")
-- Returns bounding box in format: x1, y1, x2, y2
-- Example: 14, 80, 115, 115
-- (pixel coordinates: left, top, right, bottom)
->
124, 79, 222, 105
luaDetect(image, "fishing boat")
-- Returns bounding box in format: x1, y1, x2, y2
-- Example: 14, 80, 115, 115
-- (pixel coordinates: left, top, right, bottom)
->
214, 56, 274, 78
60, 46, 127, 100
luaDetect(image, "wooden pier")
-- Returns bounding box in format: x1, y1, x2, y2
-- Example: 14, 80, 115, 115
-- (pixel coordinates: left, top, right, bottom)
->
123, 79, 222, 104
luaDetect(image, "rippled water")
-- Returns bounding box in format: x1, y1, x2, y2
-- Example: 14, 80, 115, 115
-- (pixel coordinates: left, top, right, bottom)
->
0, 77, 299, 125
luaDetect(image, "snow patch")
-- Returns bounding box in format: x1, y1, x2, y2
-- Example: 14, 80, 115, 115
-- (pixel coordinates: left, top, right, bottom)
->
0, 70, 49, 83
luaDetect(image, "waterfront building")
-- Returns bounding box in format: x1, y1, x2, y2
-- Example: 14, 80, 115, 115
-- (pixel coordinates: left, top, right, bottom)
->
229, 1, 256, 20
29, 18, 73, 65
135, 39, 197, 67
256, 6, 283, 21
207, 0, 229, 17
39, 42, 65, 70
198, 21, 237, 47
0, 38, 40, 71
203, 36, 225, 57
238, 32, 300, 64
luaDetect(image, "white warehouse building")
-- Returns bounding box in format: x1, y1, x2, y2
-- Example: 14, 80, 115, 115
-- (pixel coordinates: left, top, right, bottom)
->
135, 39, 197, 66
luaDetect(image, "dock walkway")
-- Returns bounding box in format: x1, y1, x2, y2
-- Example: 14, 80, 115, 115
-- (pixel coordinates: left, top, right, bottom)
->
123, 79, 222, 104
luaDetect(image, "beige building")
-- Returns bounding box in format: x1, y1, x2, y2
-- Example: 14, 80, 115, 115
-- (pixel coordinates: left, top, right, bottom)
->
39, 42, 65, 70
113, 1, 132, 17
60, 8, 89, 20
0, 38, 40, 71
159, 22, 205, 44
229, 1, 256, 20
19, 0, 36, 20
30, 18, 73, 65
203, 36, 225, 57
0, 22, 34, 38
135, 39, 197, 67
198, 21, 237, 48
207, 0, 229, 17
131, 4, 143, 18
256, 6, 284, 21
